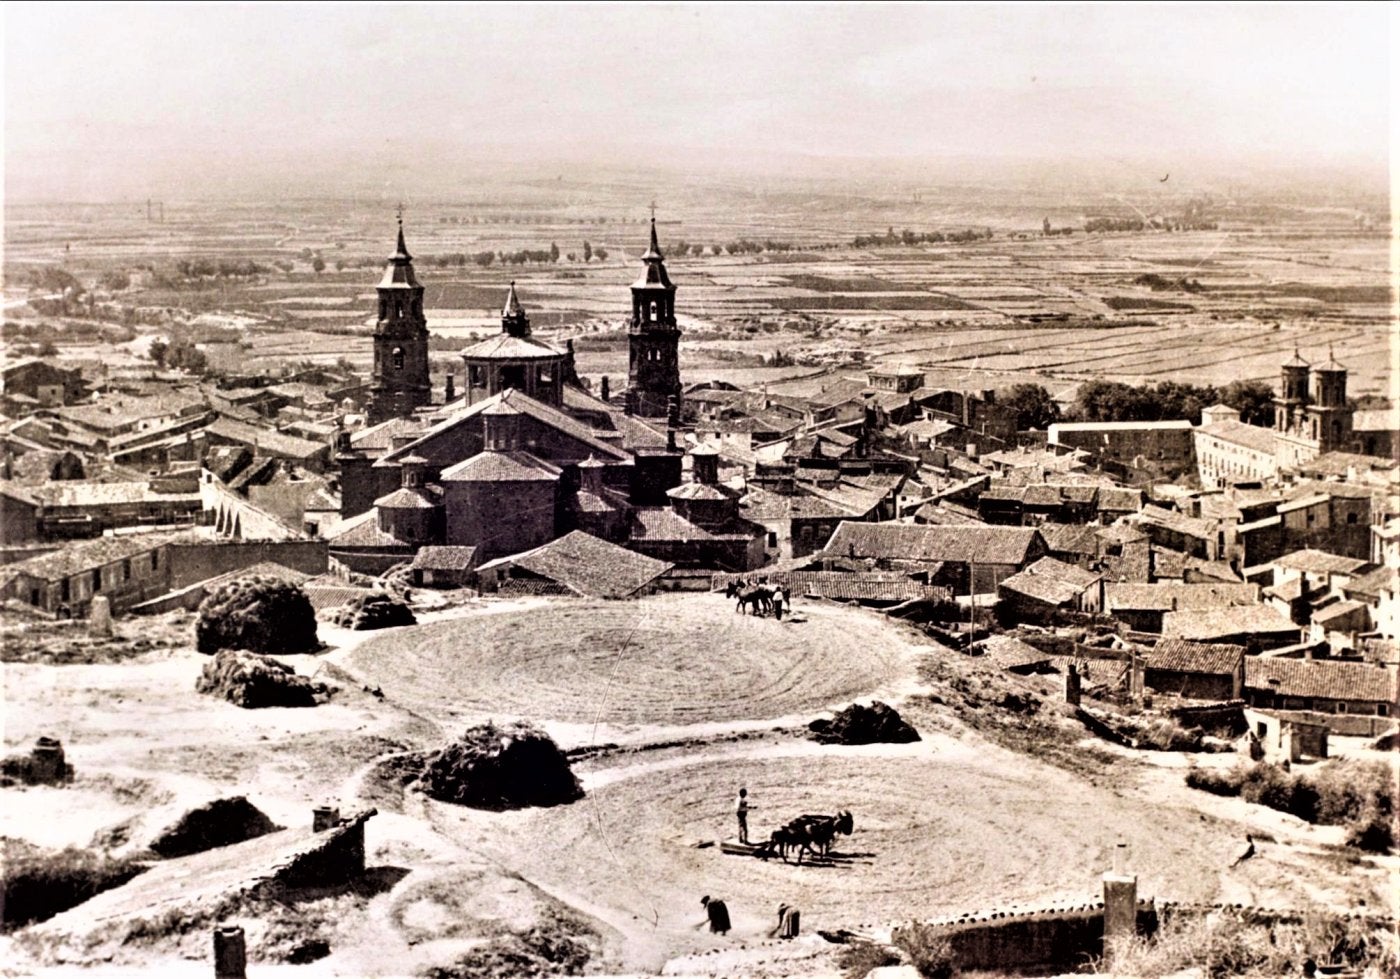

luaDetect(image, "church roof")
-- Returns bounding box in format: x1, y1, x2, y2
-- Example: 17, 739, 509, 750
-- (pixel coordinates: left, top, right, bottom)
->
503, 281, 524, 318
373, 486, 440, 509
459, 333, 564, 361
440, 448, 562, 483
631, 218, 674, 291
377, 390, 632, 470
378, 223, 422, 290
1284, 348, 1309, 368
666, 481, 734, 501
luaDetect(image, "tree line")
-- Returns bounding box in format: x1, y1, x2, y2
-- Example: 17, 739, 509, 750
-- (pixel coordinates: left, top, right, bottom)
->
1002, 379, 1277, 432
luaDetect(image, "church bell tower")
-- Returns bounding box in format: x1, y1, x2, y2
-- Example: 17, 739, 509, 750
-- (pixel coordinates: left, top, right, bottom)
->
368, 216, 431, 425
626, 214, 681, 418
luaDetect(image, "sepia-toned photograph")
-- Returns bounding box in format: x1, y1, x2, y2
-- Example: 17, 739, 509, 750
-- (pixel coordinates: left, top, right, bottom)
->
1, 3, 1395, 977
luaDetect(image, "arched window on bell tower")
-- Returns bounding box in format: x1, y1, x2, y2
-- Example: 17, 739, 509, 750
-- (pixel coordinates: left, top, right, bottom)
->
392, 347, 404, 371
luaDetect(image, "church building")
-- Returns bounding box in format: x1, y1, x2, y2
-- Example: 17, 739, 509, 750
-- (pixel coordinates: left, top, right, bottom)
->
330, 217, 764, 577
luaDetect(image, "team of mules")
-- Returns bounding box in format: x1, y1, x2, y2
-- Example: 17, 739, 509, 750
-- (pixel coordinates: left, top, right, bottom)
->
756, 810, 854, 864
725, 580, 773, 615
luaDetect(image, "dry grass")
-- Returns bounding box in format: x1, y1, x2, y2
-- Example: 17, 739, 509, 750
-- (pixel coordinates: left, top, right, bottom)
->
1103, 910, 1400, 978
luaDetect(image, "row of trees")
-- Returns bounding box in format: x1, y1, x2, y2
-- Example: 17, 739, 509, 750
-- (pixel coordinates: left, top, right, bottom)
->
1002, 379, 1278, 432
852, 227, 996, 247
147, 336, 209, 374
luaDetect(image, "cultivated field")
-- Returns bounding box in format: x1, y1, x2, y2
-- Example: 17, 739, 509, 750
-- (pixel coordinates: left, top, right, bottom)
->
4, 178, 1394, 400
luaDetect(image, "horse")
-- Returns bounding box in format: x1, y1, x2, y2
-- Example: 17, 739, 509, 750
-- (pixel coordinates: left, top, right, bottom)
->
724, 580, 741, 600
736, 586, 773, 616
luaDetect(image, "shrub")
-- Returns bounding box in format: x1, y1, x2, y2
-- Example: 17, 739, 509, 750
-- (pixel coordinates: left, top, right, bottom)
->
195, 575, 318, 655
838, 940, 901, 978
1, 840, 146, 930
1344, 806, 1394, 853
892, 922, 955, 979
417, 721, 583, 811
1184, 764, 1243, 796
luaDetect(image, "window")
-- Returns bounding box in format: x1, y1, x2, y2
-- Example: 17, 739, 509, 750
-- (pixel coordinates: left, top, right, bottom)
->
1347, 513, 1358, 525
392, 347, 405, 371
470, 365, 485, 386
92, 569, 102, 593
151, 551, 159, 570
767, 532, 777, 547
122, 559, 132, 581
60, 579, 70, 602
1378, 705, 1389, 717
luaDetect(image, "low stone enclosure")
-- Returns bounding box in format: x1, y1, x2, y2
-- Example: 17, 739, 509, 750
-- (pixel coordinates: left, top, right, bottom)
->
34, 808, 377, 939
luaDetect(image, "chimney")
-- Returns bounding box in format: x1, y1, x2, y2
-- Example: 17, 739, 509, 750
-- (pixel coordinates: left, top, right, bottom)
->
600, 375, 610, 402
445, 373, 456, 402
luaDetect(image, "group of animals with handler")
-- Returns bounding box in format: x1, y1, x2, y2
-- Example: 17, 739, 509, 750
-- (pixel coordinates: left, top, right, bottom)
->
727, 785, 854, 865
724, 580, 792, 620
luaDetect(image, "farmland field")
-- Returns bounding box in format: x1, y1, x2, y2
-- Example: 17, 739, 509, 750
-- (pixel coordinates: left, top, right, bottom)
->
4, 180, 1394, 400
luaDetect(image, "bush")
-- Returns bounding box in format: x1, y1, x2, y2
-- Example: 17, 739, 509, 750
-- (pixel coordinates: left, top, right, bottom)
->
1184, 765, 1244, 796
892, 922, 955, 979
1, 840, 146, 930
417, 721, 583, 811
195, 575, 319, 655
148, 796, 280, 858
1185, 759, 1395, 851
195, 649, 333, 708
838, 941, 901, 978
330, 592, 416, 631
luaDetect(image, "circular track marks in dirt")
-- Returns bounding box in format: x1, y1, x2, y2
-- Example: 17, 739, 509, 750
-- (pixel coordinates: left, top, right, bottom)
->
347, 595, 913, 727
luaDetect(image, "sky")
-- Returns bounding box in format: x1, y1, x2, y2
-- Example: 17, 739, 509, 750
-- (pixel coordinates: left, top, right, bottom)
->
3, 3, 1392, 201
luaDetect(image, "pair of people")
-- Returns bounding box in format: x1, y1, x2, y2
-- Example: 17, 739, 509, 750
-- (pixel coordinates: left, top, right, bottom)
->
698, 896, 799, 940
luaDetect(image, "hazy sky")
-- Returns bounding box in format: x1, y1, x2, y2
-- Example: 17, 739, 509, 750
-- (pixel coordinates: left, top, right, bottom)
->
4, 3, 1391, 200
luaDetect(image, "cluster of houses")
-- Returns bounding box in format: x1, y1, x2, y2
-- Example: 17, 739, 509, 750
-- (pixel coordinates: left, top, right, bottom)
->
2, 220, 1396, 740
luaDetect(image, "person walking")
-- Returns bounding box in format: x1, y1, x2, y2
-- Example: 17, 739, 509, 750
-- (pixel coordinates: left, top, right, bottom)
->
736, 786, 751, 844
772, 585, 786, 621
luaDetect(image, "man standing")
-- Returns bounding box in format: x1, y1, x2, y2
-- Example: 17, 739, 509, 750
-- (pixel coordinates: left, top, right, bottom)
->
736, 786, 751, 844
772, 585, 786, 621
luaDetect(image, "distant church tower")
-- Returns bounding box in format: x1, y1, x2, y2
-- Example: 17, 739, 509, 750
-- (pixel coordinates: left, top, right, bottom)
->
368, 218, 431, 425
626, 216, 681, 418
1272, 347, 1355, 469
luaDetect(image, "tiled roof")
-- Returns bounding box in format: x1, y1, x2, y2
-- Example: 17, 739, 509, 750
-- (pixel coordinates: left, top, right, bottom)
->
205, 418, 328, 459
1106, 582, 1258, 612
6, 530, 197, 582
628, 508, 759, 543
1161, 605, 1298, 641
667, 482, 734, 501
1273, 549, 1371, 576
439, 449, 561, 483
1343, 566, 1400, 602
998, 569, 1085, 606
459, 333, 566, 361
1096, 488, 1144, 512
411, 545, 478, 571
325, 510, 411, 549
1196, 419, 1278, 454
788, 571, 932, 602
825, 521, 1042, 566
1146, 639, 1243, 675
348, 416, 428, 453
373, 487, 440, 509
29, 481, 200, 508
741, 490, 853, 521
1038, 522, 1099, 556
383, 389, 631, 467
476, 530, 672, 599
1245, 657, 1397, 704
975, 634, 1055, 670
1312, 599, 1368, 627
